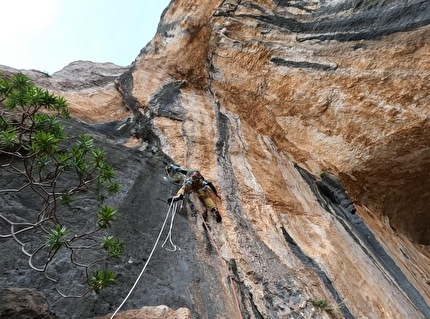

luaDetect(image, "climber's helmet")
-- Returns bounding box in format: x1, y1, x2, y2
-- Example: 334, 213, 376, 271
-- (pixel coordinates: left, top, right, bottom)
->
191, 172, 200, 180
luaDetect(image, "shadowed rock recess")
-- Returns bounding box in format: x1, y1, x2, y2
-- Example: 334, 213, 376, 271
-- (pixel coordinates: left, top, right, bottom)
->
1, 0, 429, 318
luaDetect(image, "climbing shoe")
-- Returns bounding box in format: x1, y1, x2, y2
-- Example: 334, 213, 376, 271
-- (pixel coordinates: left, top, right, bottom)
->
215, 211, 222, 222
212, 208, 222, 223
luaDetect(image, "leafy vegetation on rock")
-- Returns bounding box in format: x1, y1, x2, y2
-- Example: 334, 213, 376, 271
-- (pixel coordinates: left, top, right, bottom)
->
0, 73, 123, 297
310, 298, 334, 312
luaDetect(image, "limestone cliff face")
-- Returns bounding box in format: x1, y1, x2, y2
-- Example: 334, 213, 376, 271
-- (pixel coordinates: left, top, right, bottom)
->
1, 0, 429, 319
0, 62, 129, 123
116, 0, 430, 317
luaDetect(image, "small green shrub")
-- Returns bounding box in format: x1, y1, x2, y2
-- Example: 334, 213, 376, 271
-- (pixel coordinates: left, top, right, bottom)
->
101, 235, 125, 258
90, 269, 117, 292
46, 225, 69, 250
310, 298, 334, 312
0, 73, 123, 297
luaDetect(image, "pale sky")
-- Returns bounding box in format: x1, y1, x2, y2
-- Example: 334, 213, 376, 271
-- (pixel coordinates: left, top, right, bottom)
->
1, 0, 170, 74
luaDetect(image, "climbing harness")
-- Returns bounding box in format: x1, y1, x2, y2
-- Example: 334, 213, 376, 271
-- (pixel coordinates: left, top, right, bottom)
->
110, 200, 179, 319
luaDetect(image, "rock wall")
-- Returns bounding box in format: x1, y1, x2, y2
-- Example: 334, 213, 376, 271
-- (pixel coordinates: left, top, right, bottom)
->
1, 0, 429, 318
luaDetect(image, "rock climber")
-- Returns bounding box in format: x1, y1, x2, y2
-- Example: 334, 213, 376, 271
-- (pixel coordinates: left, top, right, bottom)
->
169, 171, 222, 223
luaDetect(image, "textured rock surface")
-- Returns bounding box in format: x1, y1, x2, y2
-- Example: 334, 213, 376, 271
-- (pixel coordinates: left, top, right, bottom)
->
0, 288, 59, 319
1, 0, 429, 318
117, 0, 430, 317
0, 61, 130, 123
97, 305, 192, 319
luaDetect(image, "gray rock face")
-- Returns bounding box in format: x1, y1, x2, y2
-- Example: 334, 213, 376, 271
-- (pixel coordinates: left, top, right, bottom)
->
246, 0, 430, 42
0, 61, 128, 91
0, 120, 239, 319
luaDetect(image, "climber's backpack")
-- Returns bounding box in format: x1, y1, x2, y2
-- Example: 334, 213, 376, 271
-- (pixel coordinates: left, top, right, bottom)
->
164, 164, 188, 183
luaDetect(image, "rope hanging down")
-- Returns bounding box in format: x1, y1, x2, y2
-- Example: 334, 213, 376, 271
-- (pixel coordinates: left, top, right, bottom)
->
110, 199, 242, 318
162, 201, 181, 251
110, 200, 179, 319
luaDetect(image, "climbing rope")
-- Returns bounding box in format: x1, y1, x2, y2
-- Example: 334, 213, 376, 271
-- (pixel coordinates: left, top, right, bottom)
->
161, 201, 181, 251
200, 211, 244, 319
110, 200, 176, 319
110, 198, 242, 318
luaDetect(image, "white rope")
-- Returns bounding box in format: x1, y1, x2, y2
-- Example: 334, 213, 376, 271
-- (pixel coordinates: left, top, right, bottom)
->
161, 201, 181, 251
110, 200, 175, 319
